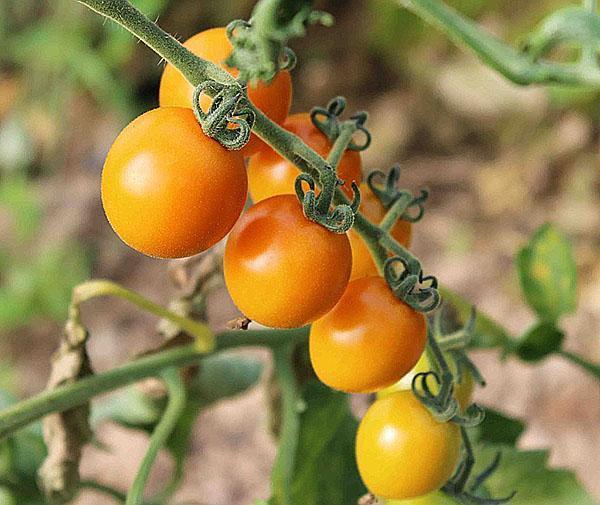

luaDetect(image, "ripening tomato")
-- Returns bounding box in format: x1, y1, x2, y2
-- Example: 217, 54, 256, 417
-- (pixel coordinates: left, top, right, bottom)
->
309, 276, 426, 393
349, 183, 412, 280
158, 27, 292, 156
377, 353, 474, 411
247, 113, 363, 202
356, 391, 461, 500
223, 194, 352, 328
101, 107, 247, 258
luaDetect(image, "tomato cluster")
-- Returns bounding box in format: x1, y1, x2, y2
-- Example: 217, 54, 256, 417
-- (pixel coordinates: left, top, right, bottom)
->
100, 28, 461, 502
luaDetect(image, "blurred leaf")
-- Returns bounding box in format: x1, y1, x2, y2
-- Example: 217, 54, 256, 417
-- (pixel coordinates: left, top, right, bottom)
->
474, 408, 525, 446
0, 116, 35, 171
286, 381, 365, 505
0, 175, 42, 242
516, 321, 564, 362
517, 224, 577, 323
33, 243, 91, 322
472, 445, 597, 505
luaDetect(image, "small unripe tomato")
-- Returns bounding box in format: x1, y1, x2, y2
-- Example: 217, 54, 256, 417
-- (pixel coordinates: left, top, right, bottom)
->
349, 183, 412, 280
223, 194, 352, 328
247, 113, 362, 202
158, 27, 292, 156
309, 276, 426, 393
101, 107, 247, 258
356, 391, 461, 500
378, 353, 474, 411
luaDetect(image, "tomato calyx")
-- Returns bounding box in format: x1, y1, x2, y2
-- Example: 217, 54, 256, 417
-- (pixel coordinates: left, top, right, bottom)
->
368, 164, 429, 222
192, 81, 255, 150
383, 256, 441, 313
412, 309, 484, 426
225, 5, 332, 84
311, 96, 371, 151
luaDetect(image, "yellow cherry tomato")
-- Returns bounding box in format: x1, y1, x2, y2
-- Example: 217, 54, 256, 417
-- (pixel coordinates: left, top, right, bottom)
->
356, 391, 461, 500
101, 107, 247, 258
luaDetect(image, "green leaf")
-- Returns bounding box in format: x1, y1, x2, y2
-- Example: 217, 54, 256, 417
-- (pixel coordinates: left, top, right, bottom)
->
516, 321, 564, 362
517, 224, 577, 323
472, 445, 597, 505
474, 408, 525, 446
287, 381, 366, 505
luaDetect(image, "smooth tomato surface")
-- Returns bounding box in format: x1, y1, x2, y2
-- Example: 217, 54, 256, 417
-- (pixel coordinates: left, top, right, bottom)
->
101, 107, 247, 258
158, 27, 292, 155
386, 492, 459, 504
223, 194, 352, 328
349, 183, 412, 280
309, 276, 426, 393
247, 113, 362, 202
356, 391, 461, 500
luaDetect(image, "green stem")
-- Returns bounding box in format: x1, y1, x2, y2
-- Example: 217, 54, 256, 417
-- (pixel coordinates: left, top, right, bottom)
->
79, 480, 127, 503
558, 350, 600, 379
398, 0, 600, 87
72, 279, 214, 352
270, 343, 301, 505
76, 0, 233, 87
0, 327, 308, 439
126, 369, 186, 505
379, 192, 413, 231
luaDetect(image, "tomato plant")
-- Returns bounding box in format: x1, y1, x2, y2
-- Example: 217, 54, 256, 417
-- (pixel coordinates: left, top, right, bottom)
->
101, 107, 247, 258
0, 1, 598, 505
224, 194, 352, 328
309, 276, 426, 393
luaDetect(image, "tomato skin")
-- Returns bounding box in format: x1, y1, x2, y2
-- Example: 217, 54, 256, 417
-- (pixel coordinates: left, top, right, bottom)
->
356, 391, 461, 500
349, 183, 412, 280
386, 491, 458, 504
223, 194, 352, 328
309, 277, 426, 393
247, 113, 362, 202
101, 107, 247, 259
158, 27, 292, 156
378, 353, 474, 411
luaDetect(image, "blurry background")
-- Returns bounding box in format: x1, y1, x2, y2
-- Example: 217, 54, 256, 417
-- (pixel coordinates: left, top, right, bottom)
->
0, 0, 598, 503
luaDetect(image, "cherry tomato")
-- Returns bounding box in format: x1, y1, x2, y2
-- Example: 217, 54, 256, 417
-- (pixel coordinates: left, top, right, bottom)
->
247, 113, 362, 202
309, 276, 426, 393
356, 391, 461, 500
101, 107, 247, 258
158, 27, 292, 156
378, 353, 474, 411
349, 183, 412, 280
223, 194, 352, 328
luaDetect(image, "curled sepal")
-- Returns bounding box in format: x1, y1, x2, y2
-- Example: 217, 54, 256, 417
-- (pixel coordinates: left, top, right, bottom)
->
310, 96, 346, 140
368, 164, 429, 223
348, 112, 371, 151
412, 371, 459, 422
294, 173, 358, 234
384, 256, 440, 312
192, 81, 255, 150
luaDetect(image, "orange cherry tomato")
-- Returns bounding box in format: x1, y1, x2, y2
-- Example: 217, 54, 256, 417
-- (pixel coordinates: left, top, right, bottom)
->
349, 183, 412, 280
247, 112, 362, 202
223, 194, 352, 328
101, 107, 247, 258
356, 391, 461, 500
158, 27, 292, 156
309, 276, 426, 393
